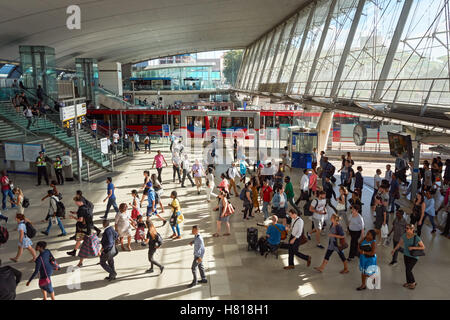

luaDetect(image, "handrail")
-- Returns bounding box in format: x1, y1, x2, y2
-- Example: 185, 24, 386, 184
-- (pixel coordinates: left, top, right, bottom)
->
0, 102, 40, 139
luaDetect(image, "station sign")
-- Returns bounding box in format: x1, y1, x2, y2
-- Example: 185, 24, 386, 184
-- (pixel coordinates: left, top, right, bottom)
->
207, 111, 231, 117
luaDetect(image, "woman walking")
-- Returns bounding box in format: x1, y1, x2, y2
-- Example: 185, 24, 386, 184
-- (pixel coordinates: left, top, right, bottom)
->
129, 189, 142, 220
192, 159, 204, 195
11, 187, 24, 214
392, 224, 425, 289
347, 204, 365, 261
314, 214, 349, 274
309, 169, 318, 198
152, 150, 168, 184
145, 220, 164, 274
172, 151, 182, 183
10, 213, 37, 263
251, 176, 260, 214
373, 195, 388, 242
336, 186, 349, 228
114, 203, 132, 251
213, 190, 232, 237
169, 191, 182, 239
357, 230, 377, 290
411, 193, 425, 236
151, 174, 165, 214
26, 241, 56, 300
206, 167, 216, 202
140, 170, 151, 205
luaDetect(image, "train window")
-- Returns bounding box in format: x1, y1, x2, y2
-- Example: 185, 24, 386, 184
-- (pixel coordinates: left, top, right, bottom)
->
276, 116, 291, 125
127, 114, 139, 125
265, 116, 274, 127
140, 114, 164, 125
173, 115, 180, 129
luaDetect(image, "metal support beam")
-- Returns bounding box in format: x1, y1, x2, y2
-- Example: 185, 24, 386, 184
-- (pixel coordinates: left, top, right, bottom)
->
419, 79, 436, 117
373, 0, 414, 102
331, 0, 366, 98
256, 30, 277, 90
249, 35, 269, 91
265, 22, 287, 83
287, 1, 317, 94
305, 0, 338, 95
237, 47, 252, 89
242, 44, 259, 90
277, 13, 300, 83
410, 140, 420, 200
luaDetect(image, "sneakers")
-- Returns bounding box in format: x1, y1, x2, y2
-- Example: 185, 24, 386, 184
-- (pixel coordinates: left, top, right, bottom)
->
66, 249, 76, 256
162, 220, 167, 227
146, 268, 154, 273
187, 281, 197, 288
283, 265, 295, 270
160, 266, 164, 274
41, 231, 49, 236
57, 233, 66, 237
317, 244, 325, 249
198, 279, 208, 284
389, 261, 397, 266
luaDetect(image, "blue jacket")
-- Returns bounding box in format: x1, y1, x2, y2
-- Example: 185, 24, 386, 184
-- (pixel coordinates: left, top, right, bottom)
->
29, 249, 54, 281
101, 226, 118, 251
272, 192, 287, 209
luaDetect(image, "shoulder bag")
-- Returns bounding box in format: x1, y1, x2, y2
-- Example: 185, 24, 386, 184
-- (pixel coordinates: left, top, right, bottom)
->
273, 224, 287, 241
335, 225, 348, 251
409, 235, 425, 257
38, 256, 51, 287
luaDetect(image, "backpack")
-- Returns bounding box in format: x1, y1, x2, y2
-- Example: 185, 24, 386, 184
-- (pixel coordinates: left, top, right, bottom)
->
0, 226, 9, 244
57, 193, 63, 201
22, 197, 30, 208
239, 188, 247, 201
225, 167, 231, 179
156, 233, 163, 247
303, 199, 318, 216
25, 222, 36, 238
54, 199, 66, 218
84, 198, 94, 217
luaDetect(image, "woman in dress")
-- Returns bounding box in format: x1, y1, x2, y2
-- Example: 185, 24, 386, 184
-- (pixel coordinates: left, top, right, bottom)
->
114, 203, 132, 251
206, 167, 216, 202
10, 213, 37, 262
11, 187, 24, 214
213, 190, 232, 237
336, 186, 349, 228
140, 170, 151, 205
26, 241, 57, 300
357, 229, 377, 290
129, 189, 142, 220
77, 225, 101, 267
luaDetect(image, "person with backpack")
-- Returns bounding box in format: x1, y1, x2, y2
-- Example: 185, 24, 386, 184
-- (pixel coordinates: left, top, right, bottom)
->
10, 213, 37, 263
41, 190, 67, 237
307, 191, 327, 249
321, 157, 335, 188
100, 219, 119, 281
213, 190, 232, 237
40, 181, 62, 203
169, 191, 183, 239
314, 214, 349, 274
145, 219, 164, 274
1, 170, 16, 211
26, 241, 57, 300
0, 260, 22, 300
283, 210, 311, 270
75, 190, 101, 236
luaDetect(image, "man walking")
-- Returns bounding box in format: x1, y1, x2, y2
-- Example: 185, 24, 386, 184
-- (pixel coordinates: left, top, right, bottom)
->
35, 151, 50, 186
188, 225, 207, 288
101, 177, 119, 219
100, 220, 119, 281
283, 210, 311, 270
1, 170, 16, 211
133, 132, 140, 151
181, 154, 195, 188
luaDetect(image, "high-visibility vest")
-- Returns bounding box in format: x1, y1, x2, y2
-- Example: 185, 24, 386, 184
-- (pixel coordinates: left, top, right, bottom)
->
54, 160, 62, 169
36, 157, 46, 167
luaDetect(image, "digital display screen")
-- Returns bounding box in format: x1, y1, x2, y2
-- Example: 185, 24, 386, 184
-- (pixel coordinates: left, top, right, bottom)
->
387, 132, 413, 160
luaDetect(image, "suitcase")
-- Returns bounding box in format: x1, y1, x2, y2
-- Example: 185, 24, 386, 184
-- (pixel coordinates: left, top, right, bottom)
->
247, 227, 258, 251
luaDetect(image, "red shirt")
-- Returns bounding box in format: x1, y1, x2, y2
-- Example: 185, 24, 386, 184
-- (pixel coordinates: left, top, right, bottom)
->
262, 185, 273, 202
1, 176, 10, 191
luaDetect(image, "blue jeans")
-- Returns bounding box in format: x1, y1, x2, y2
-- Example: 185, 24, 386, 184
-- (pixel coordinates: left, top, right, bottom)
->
389, 195, 399, 213
262, 201, 270, 220
2, 189, 16, 210
340, 172, 347, 185
425, 213, 436, 230
46, 216, 66, 235
105, 198, 119, 218
171, 224, 180, 236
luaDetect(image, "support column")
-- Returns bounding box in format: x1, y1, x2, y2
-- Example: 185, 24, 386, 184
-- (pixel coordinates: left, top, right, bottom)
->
316, 110, 334, 155
236, 47, 250, 88
255, 113, 261, 163
410, 140, 420, 200
248, 37, 267, 91
75, 58, 99, 105
98, 62, 123, 96
276, 13, 300, 83
373, 0, 413, 101
265, 22, 287, 83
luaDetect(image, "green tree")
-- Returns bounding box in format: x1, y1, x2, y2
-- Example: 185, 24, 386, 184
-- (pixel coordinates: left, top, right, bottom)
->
223, 50, 243, 85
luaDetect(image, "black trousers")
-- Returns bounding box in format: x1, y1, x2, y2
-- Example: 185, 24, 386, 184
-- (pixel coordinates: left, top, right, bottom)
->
391, 240, 399, 263
55, 168, 64, 185
148, 247, 163, 270
191, 257, 206, 283
100, 246, 117, 276
443, 211, 450, 235
295, 190, 309, 206
156, 168, 163, 183
243, 203, 253, 219
181, 169, 195, 187
348, 230, 361, 259
286, 236, 309, 266
37, 166, 49, 185
173, 165, 181, 182
404, 255, 418, 284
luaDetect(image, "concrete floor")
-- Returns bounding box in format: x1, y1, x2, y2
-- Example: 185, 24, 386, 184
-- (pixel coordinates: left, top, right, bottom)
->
1, 142, 449, 300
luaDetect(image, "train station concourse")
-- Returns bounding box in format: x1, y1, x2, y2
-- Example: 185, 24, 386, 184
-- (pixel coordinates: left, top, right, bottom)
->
0, 0, 449, 306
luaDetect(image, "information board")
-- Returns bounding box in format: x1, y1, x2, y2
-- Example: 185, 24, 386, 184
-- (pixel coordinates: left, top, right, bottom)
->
60, 105, 76, 122
162, 124, 170, 137
23, 143, 43, 162
100, 138, 109, 154
4, 143, 23, 161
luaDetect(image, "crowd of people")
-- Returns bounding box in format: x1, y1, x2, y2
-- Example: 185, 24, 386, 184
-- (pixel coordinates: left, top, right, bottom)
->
0, 136, 449, 299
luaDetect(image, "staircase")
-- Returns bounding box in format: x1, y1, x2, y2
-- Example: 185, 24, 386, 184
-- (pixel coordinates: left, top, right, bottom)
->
0, 102, 117, 181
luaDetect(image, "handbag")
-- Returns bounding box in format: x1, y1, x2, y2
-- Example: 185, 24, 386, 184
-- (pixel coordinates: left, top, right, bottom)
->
299, 233, 308, 245
336, 202, 346, 212
335, 225, 348, 250
222, 201, 235, 217
359, 243, 372, 252
410, 235, 425, 257
38, 256, 51, 287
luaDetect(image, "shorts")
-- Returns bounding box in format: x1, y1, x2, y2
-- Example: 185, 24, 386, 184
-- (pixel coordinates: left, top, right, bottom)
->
146, 206, 157, 217
119, 228, 132, 238
143, 188, 149, 195
312, 218, 324, 231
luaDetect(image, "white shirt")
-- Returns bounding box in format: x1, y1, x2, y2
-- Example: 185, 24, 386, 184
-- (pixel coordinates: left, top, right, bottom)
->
312, 198, 327, 221
228, 167, 240, 179
385, 170, 392, 183
134, 134, 139, 142
144, 136, 150, 143
300, 174, 309, 192
207, 173, 215, 187
24, 109, 32, 117
172, 154, 181, 166
279, 194, 286, 208
113, 133, 120, 143
107, 139, 112, 147
261, 165, 274, 176
182, 159, 190, 171
374, 174, 382, 189
291, 217, 304, 239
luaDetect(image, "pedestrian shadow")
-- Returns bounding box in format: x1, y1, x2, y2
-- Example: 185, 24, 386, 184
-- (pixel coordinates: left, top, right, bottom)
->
109, 283, 197, 300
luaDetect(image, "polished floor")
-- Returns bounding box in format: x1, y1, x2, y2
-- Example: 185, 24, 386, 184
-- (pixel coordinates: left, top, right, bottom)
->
1, 142, 449, 300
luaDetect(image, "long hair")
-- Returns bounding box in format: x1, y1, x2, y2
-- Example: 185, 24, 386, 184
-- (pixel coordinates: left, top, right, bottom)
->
146, 219, 157, 240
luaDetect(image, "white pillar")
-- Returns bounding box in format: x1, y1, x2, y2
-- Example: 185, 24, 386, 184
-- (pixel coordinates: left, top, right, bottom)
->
98, 62, 123, 96
316, 110, 334, 155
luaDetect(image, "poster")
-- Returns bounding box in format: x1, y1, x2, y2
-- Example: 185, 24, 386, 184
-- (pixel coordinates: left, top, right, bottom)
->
162, 124, 170, 137
100, 138, 108, 154
4, 143, 23, 161
22, 143, 42, 162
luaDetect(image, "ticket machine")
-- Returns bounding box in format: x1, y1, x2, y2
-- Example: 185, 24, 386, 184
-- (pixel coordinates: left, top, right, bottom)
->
288, 127, 318, 169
